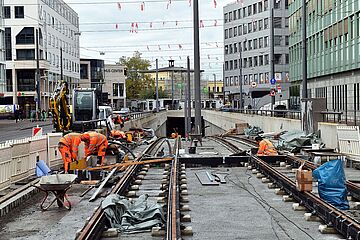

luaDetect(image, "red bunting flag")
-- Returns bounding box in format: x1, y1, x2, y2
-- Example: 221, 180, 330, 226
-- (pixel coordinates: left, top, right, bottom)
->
115, 24, 118, 29
176, 21, 178, 26
214, 20, 217, 26
179, 56, 182, 60
141, 2, 145, 11
215, 42, 219, 47
168, 44, 171, 49
117, 2, 122, 10
150, 22, 153, 28
158, 45, 161, 50
163, 21, 165, 26
213, 0, 217, 8
130, 22, 134, 33
147, 45, 150, 51
178, 44, 182, 49
207, 54, 210, 59
199, 20, 204, 28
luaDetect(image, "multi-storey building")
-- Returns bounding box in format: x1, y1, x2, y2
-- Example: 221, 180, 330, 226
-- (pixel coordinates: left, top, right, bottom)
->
2, 0, 80, 115
223, 0, 290, 109
104, 64, 126, 109
289, 0, 360, 115
0, 0, 5, 95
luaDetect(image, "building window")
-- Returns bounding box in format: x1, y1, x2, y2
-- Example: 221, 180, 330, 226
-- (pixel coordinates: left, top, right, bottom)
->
258, 2, 263, 12
264, 36, 269, 47
259, 55, 263, 65
248, 6, 252, 16
264, 0, 268, 10
264, 54, 269, 65
5, 28, 12, 60
274, 36, 282, 46
16, 27, 35, 44
17, 70, 35, 91
259, 19, 263, 30
274, 17, 282, 28
15, 6, 24, 18
113, 83, 124, 97
3, 6, 10, 18
274, 54, 282, 64
259, 37, 263, 48
274, 0, 281, 9
16, 49, 35, 60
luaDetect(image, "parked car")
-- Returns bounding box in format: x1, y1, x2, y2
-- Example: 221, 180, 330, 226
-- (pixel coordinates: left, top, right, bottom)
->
119, 107, 130, 114
219, 105, 236, 112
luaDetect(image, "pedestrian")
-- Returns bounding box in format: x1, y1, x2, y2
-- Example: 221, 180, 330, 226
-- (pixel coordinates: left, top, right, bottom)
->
42, 109, 46, 121
255, 136, 278, 156
58, 133, 82, 173
14, 109, 19, 123
80, 131, 108, 166
19, 108, 24, 120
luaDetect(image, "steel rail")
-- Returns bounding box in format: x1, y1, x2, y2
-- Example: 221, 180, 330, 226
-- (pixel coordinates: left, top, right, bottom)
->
208, 136, 240, 153
250, 155, 360, 240
225, 135, 360, 201
77, 137, 168, 240
212, 136, 360, 240
165, 136, 181, 239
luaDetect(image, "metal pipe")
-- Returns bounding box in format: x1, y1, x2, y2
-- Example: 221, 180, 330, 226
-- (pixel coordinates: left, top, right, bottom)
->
301, 0, 309, 134
35, 29, 41, 115
270, 6, 275, 110
193, 0, 202, 136
60, 47, 63, 80
156, 59, 159, 112
187, 56, 191, 135
239, 47, 243, 110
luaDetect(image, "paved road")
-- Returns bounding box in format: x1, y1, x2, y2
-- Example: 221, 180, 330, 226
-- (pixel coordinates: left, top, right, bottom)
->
0, 119, 55, 143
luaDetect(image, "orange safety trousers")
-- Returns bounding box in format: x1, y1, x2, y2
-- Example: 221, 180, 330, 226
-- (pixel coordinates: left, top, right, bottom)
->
58, 133, 81, 172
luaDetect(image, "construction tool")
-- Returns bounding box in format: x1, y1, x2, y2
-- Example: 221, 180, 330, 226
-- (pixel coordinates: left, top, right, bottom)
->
69, 158, 87, 171
86, 157, 174, 171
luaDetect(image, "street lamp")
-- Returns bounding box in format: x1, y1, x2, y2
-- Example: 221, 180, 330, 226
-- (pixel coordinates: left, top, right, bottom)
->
213, 74, 216, 99
168, 59, 175, 109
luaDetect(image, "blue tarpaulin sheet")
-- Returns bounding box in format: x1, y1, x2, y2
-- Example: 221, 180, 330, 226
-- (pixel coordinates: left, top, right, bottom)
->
313, 159, 349, 210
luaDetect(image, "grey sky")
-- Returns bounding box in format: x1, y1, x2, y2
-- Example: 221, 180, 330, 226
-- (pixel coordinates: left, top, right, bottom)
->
66, 0, 235, 81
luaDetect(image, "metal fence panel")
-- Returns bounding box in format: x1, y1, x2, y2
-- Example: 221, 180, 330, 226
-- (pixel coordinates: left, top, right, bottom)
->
337, 126, 360, 161
0, 143, 12, 191
47, 133, 63, 168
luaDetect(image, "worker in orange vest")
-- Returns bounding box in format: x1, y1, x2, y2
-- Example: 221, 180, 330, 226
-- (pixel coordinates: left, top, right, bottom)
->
255, 136, 278, 156
114, 115, 124, 128
110, 129, 127, 140
80, 131, 108, 165
58, 133, 82, 173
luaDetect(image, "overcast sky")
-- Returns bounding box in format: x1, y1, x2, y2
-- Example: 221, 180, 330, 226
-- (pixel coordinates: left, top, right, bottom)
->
66, 0, 235, 81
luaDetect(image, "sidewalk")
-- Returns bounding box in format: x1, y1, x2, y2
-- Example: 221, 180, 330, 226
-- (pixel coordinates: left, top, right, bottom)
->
0, 119, 53, 131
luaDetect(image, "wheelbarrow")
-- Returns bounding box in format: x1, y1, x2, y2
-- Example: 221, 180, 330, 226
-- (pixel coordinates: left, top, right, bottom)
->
33, 174, 77, 211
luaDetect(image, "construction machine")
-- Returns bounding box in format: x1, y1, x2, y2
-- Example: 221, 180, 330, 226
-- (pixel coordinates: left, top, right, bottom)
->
50, 81, 113, 133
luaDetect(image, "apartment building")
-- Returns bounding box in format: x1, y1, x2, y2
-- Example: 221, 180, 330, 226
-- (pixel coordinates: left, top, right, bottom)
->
223, 0, 290, 108
0, 0, 5, 95
3, 0, 80, 113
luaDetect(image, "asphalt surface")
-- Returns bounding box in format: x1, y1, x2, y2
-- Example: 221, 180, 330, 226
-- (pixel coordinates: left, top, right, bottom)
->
0, 119, 54, 143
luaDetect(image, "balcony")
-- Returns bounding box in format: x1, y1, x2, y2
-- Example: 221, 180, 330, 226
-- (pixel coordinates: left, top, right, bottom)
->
13, 60, 50, 70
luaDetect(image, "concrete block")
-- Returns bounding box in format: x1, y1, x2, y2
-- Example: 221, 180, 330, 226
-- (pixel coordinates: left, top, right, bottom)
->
102, 228, 118, 238
181, 214, 191, 222
181, 190, 188, 196
292, 203, 306, 211
180, 179, 187, 184
252, 169, 259, 174
180, 174, 187, 180
256, 173, 265, 179
181, 196, 189, 203
347, 196, 354, 201
318, 224, 337, 234
162, 175, 169, 180
151, 227, 165, 237
274, 188, 286, 195
304, 213, 321, 222
139, 171, 147, 175
163, 170, 169, 175
126, 191, 136, 197
291, 169, 298, 173
268, 183, 277, 189
144, 164, 150, 168
134, 179, 142, 185
244, 163, 249, 167
164, 164, 170, 170
350, 202, 360, 210
130, 185, 139, 190
261, 178, 271, 183
247, 165, 252, 170
141, 167, 148, 172
180, 204, 190, 211
181, 163, 186, 168
161, 179, 168, 184
279, 162, 286, 167
285, 164, 292, 170
136, 175, 145, 180
182, 226, 193, 236
282, 195, 294, 202
180, 170, 186, 174
180, 184, 187, 190
158, 191, 166, 197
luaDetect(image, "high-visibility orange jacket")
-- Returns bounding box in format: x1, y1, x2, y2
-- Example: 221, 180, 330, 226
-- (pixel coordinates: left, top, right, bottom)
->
81, 132, 108, 164
111, 129, 126, 139
257, 139, 278, 156
58, 133, 81, 172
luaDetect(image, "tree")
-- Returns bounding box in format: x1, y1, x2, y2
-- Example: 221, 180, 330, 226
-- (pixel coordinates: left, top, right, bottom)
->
119, 52, 154, 99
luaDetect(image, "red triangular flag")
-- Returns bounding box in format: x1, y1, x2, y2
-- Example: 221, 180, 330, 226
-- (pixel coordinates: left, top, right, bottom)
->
115, 24, 118, 29
117, 2, 121, 10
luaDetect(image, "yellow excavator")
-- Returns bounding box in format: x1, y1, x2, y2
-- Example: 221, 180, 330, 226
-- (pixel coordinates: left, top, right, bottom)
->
49, 81, 71, 132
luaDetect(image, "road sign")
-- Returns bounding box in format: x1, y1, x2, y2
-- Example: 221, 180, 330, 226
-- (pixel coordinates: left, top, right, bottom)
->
32, 126, 43, 137
270, 78, 276, 85
277, 85, 282, 93
270, 89, 276, 97
251, 82, 257, 88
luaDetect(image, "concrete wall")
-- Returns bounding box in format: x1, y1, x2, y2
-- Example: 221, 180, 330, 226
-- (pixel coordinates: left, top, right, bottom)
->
123, 111, 167, 137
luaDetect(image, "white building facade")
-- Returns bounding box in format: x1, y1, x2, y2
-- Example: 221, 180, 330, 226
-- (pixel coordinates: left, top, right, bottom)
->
104, 64, 126, 110
0, 0, 6, 95
3, 0, 80, 113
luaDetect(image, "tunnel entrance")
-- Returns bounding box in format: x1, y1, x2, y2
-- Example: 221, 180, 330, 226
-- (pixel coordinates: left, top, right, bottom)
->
166, 117, 205, 137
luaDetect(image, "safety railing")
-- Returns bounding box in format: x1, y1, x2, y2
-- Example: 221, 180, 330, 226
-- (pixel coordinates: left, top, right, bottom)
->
213, 108, 302, 120
0, 133, 63, 191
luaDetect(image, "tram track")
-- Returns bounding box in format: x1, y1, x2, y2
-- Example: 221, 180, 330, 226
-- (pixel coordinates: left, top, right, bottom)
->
77, 136, 183, 240
209, 135, 360, 240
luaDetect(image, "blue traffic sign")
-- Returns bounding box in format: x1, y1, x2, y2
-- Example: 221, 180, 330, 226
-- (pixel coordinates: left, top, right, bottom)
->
270, 78, 276, 85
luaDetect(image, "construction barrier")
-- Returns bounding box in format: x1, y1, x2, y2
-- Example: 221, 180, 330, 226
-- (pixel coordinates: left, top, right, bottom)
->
0, 143, 12, 191
337, 126, 360, 162
29, 135, 48, 174
47, 133, 63, 168
10, 138, 30, 183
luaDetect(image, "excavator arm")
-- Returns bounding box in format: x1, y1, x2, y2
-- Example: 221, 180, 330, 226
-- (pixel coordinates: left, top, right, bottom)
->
49, 81, 72, 132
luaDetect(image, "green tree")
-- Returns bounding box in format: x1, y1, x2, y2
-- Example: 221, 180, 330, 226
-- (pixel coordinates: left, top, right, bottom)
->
119, 52, 154, 99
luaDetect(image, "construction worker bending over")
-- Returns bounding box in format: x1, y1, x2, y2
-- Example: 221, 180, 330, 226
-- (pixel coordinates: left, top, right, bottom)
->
255, 136, 278, 156
80, 131, 108, 165
58, 133, 82, 173
110, 129, 127, 140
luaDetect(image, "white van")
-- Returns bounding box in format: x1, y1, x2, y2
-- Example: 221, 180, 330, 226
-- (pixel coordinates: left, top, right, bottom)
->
99, 106, 114, 129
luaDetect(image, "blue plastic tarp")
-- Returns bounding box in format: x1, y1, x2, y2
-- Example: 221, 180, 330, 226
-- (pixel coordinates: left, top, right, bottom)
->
36, 160, 51, 177
312, 159, 349, 210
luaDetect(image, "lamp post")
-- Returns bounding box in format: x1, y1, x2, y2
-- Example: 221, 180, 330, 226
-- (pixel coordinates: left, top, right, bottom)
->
168, 60, 175, 109
213, 74, 216, 99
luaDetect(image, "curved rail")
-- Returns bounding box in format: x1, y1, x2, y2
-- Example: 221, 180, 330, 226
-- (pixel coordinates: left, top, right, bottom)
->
77, 137, 168, 240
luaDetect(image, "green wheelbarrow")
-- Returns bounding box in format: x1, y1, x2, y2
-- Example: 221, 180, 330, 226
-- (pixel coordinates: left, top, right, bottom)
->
33, 174, 77, 211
